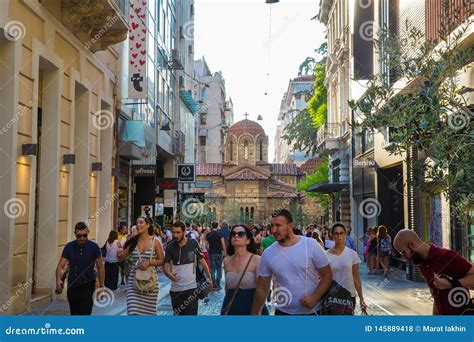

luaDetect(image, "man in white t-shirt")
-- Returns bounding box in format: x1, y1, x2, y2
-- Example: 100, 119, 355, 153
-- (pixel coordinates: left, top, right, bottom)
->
251, 209, 333, 315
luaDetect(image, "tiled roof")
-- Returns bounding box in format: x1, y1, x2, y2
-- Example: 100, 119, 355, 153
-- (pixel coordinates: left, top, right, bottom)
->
292, 75, 314, 82
300, 157, 324, 174
226, 169, 268, 180
269, 192, 299, 199
227, 119, 265, 137
196, 163, 222, 176
269, 179, 297, 192
270, 163, 303, 176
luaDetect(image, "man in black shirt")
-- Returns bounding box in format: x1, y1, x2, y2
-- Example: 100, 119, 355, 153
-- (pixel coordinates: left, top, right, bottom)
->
55, 222, 105, 315
206, 221, 226, 290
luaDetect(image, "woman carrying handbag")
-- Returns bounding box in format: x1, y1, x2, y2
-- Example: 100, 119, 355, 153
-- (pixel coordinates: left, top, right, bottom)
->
118, 216, 164, 315
221, 224, 268, 315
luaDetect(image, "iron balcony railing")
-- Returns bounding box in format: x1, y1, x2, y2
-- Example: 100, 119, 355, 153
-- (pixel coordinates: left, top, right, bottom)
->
317, 120, 350, 147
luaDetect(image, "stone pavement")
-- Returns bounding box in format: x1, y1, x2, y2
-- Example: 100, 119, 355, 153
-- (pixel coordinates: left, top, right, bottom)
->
22, 261, 433, 316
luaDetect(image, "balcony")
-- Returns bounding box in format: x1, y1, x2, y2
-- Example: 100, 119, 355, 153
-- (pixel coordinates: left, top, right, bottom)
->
317, 120, 350, 155
425, 0, 473, 44
42, 0, 130, 52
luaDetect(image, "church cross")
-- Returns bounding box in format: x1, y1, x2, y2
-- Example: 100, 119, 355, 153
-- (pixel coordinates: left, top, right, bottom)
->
244, 112, 249, 120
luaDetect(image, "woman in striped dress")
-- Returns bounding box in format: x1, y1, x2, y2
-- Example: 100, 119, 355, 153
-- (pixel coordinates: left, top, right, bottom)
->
118, 216, 164, 315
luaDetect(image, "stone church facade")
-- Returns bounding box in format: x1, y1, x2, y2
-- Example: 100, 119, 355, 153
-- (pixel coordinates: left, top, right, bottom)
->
195, 119, 303, 224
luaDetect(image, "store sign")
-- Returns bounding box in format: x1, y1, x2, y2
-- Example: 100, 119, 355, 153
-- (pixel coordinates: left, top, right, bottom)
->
353, 158, 376, 169
133, 165, 155, 177
163, 207, 174, 225
195, 180, 213, 189
178, 164, 195, 182
156, 178, 178, 190
128, 0, 148, 99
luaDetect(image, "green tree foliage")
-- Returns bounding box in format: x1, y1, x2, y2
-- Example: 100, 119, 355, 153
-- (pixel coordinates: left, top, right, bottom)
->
349, 15, 474, 218
282, 42, 328, 157
307, 62, 327, 129
296, 157, 330, 211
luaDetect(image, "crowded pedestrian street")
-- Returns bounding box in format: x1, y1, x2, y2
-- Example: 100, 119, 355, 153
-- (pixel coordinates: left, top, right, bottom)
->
1, 1, 473, 338
23, 263, 433, 316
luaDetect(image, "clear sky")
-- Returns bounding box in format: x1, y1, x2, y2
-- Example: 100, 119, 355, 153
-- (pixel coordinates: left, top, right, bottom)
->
194, 0, 326, 160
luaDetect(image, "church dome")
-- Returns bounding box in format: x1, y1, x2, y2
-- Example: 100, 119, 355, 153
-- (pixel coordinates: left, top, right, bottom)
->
227, 119, 265, 137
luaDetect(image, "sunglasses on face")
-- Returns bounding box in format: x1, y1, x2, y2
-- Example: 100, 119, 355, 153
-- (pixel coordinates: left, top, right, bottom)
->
231, 231, 246, 238
76, 233, 88, 239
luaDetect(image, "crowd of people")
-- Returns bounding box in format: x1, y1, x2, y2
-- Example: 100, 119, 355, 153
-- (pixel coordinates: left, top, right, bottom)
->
55, 208, 474, 316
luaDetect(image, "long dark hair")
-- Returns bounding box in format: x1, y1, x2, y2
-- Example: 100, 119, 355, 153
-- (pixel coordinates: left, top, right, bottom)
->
107, 230, 118, 244
227, 224, 256, 256
123, 216, 154, 254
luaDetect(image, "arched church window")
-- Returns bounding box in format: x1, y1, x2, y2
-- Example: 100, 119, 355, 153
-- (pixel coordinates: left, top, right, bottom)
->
244, 140, 249, 160
230, 140, 233, 161
259, 141, 263, 161
251, 207, 254, 220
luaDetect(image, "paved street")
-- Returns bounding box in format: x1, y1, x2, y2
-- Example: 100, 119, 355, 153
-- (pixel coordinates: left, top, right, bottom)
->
23, 262, 432, 316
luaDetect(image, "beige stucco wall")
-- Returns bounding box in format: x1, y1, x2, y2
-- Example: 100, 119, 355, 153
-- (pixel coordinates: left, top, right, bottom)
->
0, 0, 119, 314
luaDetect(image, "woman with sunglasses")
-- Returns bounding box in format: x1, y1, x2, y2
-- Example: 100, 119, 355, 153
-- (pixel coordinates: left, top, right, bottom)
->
326, 222, 367, 315
221, 225, 268, 315
118, 216, 164, 315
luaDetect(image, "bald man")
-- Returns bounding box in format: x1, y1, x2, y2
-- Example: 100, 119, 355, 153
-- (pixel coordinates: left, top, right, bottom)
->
394, 229, 474, 315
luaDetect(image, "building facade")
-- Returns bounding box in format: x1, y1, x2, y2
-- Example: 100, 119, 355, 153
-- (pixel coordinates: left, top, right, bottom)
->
0, 0, 129, 313
195, 119, 303, 225
194, 57, 234, 164
274, 75, 314, 165
317, 0, 473, 263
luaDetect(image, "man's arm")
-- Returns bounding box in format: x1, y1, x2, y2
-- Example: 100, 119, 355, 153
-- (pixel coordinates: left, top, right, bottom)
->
459, 266, 474, 288
250, 275, 271, 315
95, 257, 105, 288
198, 258, 213, 288
220, 237, 227, 256
163, 262, 179, 282
55, 257, 68, 291
300, 265, 333, 309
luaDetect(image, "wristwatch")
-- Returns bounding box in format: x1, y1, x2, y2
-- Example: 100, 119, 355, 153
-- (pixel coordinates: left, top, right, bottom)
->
439, 274, 462, 289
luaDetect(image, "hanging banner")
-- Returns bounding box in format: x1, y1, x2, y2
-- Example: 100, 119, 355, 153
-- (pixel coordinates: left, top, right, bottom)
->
128, 0, 147, 99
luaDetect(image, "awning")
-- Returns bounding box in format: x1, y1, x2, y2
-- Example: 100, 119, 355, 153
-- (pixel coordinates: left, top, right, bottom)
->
307, 181, 349, 193
180, 90, 200, 114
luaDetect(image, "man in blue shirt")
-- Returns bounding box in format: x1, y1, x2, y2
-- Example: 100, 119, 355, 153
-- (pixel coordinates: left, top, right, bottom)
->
218, 220, 231, 249
345, 228, 356, 251
55, 222, 105, 315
